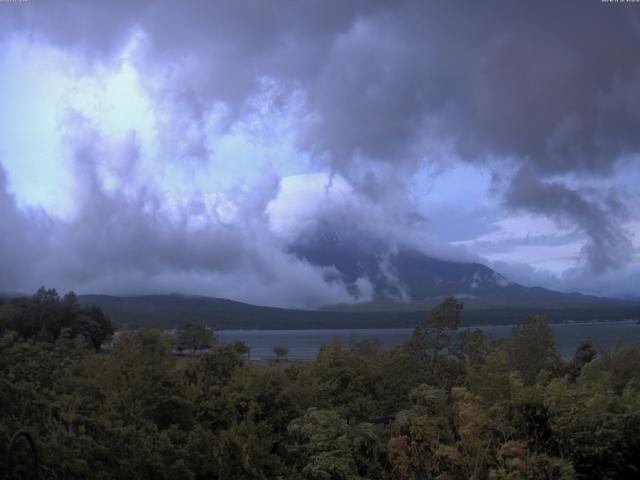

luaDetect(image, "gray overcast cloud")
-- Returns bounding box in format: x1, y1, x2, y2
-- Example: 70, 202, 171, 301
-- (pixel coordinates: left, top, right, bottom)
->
1, 0, 639, 304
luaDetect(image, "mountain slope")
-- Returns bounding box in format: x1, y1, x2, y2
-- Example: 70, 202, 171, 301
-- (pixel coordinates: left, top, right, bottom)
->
288, 220, 627, 311
76, 293, 640, 330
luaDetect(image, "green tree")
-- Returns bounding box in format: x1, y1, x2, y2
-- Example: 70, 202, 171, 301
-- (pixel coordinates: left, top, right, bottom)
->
229, 340, 251, 358
404, 297, 465, 389
566, 338, 596, 382
7, 287, 62, 338
509, 315, 562, 385
458, 328, 488, 367
2, 288, 113, 350
70, 305, 114, 350
274, 344, 289, 362
287, 408, 382, 480
176, 323, 215, 353
411, 296, 463, 356
388, 385, 454, 479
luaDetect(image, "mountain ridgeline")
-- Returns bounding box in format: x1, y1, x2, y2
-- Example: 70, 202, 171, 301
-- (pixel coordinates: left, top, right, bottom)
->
289, 221, 631, 312
73, 294, 640, 331
3, 223, 639, 330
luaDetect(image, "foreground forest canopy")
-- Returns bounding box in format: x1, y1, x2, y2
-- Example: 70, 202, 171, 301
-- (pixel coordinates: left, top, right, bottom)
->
1, 295, 640, 479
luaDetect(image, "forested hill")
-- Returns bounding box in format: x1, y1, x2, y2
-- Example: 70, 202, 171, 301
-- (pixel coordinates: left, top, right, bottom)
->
77, 294, 640, 329
289, 221, 637, 308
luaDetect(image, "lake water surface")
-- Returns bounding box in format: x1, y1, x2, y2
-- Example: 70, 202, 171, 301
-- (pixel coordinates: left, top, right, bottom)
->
218, 320, 640, 360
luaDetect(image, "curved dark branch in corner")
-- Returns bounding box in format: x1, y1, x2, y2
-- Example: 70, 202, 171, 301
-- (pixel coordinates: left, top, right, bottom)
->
7, 430, 39, 480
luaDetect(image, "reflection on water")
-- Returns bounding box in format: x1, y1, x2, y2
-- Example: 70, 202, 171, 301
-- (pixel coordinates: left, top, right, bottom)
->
218, 320, 640, 360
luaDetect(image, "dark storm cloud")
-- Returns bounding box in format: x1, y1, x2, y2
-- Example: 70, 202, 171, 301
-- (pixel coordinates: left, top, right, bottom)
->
6, 1, 638, 173
2, 0, 372, 112
506, 166, 633, 274
2, 0, 640, 296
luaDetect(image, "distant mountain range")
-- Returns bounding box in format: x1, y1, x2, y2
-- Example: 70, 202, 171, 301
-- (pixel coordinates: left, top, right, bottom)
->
75, 220, 639, 328
75, 294, 640, 330
289, 220, 629, 312
4, 291, 638, 331
3, 220, 639, 329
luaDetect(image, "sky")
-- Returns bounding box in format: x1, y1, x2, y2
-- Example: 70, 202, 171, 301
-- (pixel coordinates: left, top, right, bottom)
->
1, 0, 639, 307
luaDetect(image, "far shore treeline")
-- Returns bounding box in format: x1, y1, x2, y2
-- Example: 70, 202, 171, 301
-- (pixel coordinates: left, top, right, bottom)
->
3, 291, 637, 331
0, 288, 114, 351
1, 289, 640, 478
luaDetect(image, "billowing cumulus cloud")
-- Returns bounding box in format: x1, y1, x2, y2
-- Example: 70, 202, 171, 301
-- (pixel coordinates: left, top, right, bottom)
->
0, 120, 356, 307
505, 166, 633, 274
1, 0, 640, 302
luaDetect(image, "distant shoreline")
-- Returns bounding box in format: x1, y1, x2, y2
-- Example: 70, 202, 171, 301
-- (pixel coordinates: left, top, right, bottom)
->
212, 318, 640, 332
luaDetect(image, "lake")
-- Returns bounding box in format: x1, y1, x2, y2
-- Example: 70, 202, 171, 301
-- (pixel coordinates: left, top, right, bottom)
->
218, 320, 640, 360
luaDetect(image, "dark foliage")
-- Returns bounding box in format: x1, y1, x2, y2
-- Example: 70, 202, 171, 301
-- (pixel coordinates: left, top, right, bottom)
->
0, 288, 113, 351
0, 297, 638, 479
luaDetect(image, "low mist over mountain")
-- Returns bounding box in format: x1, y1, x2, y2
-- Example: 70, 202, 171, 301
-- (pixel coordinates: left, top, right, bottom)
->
289, 221, 630, 311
